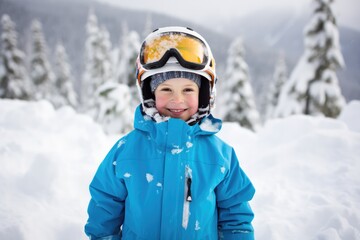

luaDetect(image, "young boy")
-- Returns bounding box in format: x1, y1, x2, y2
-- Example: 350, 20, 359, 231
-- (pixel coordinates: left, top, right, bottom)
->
85, 26, 255, 240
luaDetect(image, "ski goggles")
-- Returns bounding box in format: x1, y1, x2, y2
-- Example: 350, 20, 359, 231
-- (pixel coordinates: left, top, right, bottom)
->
139, 31, 211, 71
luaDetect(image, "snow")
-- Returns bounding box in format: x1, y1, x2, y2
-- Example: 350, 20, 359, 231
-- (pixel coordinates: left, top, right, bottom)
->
338, 100, 360, 133
195, 220, 201, 231
1, 99, 360, 239
146, 173, 154, 183
171, 145, 183, 155
199, 118, 220, 132
94, 81, 133, 134
123, 173, 131, 178
0, 99, 111, 239
186, 141, 193, 148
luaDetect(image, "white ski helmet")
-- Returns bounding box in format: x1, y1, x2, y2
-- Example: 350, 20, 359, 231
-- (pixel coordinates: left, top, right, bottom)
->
135, 26, 217, 124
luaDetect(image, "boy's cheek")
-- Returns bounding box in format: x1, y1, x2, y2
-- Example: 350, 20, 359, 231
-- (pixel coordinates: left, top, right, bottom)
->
155, 96, 167, 109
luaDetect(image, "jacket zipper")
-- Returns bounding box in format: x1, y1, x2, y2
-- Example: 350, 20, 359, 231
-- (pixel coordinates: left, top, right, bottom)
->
182, 165, 192, 229
186, 177, 192, 202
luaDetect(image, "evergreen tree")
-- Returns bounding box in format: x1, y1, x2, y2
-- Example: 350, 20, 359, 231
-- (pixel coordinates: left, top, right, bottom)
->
114, 21, 129, 85
81, 9, 136, 135
265, 53, 288, 120
275, 0, 345, 118
53, 43, 78, 109
30, 19, 56, 103
82, 10, 100, 110
82, 10, 113, 114
115, 26, 141, 110
116, 28, 140, 87
222, 37, 260, 131
0, 14, 32, 99
95, 81, 133, 134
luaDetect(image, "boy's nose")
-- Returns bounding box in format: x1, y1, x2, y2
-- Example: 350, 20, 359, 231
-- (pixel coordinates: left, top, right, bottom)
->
171, 92, 184, 103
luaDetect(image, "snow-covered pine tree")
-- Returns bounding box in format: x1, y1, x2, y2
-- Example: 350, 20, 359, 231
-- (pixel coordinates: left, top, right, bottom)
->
95, 81, 133, 134
30, 19, 56, 103
275, 0, 345, 118
116, 28, 140, 88
81, 10, 100, 111
82, 10, 133, 134
53, 43, 78, 109
114, 21, 129, 86
115, 25, 141, 110
81, 10, 113, 115
265, 53, 288, 120
0, 14, 32, 99
222, 37, 261, 131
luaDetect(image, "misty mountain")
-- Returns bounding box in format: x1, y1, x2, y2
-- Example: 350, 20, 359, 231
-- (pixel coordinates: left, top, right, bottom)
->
1, 0, 359, 105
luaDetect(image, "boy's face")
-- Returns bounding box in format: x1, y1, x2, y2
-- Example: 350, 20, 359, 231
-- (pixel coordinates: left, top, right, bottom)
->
154, 78, 199, 121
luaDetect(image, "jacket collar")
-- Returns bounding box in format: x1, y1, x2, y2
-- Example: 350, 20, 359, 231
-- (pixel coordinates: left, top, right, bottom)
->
133, 105, 222, 138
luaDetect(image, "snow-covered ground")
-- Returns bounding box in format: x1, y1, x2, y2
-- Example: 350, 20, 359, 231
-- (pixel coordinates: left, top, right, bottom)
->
0, 99, 359, 239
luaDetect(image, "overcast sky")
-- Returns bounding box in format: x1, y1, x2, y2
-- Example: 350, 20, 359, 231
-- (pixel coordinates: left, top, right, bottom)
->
96, 0, 360, 31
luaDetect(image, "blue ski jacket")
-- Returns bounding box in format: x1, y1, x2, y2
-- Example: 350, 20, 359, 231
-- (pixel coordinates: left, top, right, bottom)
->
85, 106, 255, 240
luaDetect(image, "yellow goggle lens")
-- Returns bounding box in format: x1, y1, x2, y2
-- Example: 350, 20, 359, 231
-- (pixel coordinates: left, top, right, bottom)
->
143, 33, 206, 65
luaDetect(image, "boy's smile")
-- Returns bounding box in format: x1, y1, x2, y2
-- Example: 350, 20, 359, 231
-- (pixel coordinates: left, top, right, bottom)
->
154, 78, 199, 121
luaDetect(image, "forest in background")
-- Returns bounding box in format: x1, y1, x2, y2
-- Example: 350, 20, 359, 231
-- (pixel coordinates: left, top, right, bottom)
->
0, 0, 358, 134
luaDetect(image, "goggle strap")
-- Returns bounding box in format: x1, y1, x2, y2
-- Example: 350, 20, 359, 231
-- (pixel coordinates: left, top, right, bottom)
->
142, 49, 206, 71
137, 68, 145, 85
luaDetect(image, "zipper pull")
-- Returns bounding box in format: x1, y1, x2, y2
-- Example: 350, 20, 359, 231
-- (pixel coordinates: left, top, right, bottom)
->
186, 177, 192, 202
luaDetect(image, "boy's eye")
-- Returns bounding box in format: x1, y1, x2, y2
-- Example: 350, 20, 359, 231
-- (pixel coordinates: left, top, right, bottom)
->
159, 87, 172, 92
184, 88, 195, 93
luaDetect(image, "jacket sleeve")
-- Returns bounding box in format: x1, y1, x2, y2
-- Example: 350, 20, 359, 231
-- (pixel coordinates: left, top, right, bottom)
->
216, 148, 255, 240
84, 141, 127, 239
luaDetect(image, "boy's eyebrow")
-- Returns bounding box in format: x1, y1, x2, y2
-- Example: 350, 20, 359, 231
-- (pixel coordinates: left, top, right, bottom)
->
158, 83, 171, 87
159, 82, 198, 87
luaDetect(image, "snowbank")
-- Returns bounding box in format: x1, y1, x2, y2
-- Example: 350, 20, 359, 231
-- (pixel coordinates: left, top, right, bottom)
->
0, 100, 113, 239
0, 99, 359, 239
219, 100, 360, 240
